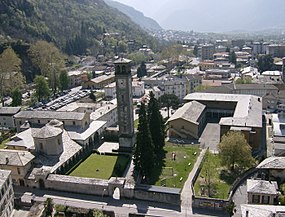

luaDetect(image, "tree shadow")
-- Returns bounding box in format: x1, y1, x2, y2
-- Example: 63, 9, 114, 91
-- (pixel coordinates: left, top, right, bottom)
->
111, 154, 130, 177
219, 169, 239, 185
147, 149, 167, 185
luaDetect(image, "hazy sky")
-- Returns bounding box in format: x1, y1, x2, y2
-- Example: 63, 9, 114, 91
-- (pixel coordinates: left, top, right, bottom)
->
113, 0, 168, 18
113, 0, 285, 32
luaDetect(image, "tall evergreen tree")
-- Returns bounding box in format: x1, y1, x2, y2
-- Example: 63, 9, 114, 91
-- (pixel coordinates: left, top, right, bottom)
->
133, 103, 154, 182
148, 92, 165, 158
11, 87, 22, 106
59, 71, 69, 91
229, 51, 237, 65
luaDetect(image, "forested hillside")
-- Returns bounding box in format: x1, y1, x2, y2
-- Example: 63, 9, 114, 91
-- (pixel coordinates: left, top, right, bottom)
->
0, 0, 157, 55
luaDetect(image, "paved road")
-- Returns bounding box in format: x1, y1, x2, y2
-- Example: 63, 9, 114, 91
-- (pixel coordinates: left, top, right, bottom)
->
199, 123, 220, 152
180, 149, 207, 216
232, 181, 247, 217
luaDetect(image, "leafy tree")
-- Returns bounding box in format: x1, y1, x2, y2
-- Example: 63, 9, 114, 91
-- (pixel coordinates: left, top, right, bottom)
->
117, 41, 128, 53
93, 210, 108, 217
11, 88, 22, 106
128, 52, 147, 65
204, 149, 215, 197
161, 44, 184, 62
257, 54, 274, 72
34, 75, 50, 102
0, 47, 23, 106
229, 51, 237, 65
158, 94, 180, 118
133, 103, 155, 183
43, 198, 54, 217
194, 85, 210, 92
148, 92, 165, 158
235, 77, 252, 84
59, 71, 69, 92
28, 41, 65, 94
218, 131, 255, 172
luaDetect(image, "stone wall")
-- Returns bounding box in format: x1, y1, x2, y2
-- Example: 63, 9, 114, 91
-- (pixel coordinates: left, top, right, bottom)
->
132, 184, 181, 206
44, 174, 181, 205
46, 174, 109, 196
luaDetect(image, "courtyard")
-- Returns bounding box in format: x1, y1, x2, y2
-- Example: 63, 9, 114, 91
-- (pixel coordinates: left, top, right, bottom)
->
68, 153, 130, 179
194, 151, 235, 199
149, 142, 200, 188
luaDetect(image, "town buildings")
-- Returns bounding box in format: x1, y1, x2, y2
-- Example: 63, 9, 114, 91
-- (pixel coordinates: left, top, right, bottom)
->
201, 44, 215, 60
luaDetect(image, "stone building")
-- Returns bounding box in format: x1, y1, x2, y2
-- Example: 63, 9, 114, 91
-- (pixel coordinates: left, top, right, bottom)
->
14, 111, 91, 132
201, 44, 215, 60
167, 101, 206, 139
183, 93, 262, 150
0, 170, 14, 217
257, 157, 285, 182
247, 179, 279, 205
0, 107, 21, 129
0, 149, 35, 186
82, 74, 115, 89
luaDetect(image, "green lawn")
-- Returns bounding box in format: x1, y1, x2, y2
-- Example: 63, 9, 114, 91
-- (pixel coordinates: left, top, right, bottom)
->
194, 151, 232, 199
149, 142, 200, 188
68, 154, 130, 179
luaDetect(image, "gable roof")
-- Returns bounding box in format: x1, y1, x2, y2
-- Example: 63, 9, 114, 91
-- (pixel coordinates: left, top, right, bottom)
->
14, 111, 86, 121
168, 101, 206, 124
0, 150, 35, 166
247, 179, 278, 195
257, 157, 285, 169
0, 107, 21, 115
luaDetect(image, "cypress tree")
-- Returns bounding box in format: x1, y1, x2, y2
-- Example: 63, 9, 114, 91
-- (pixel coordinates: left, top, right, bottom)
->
148, 92, 165, 158
133, 103, 154, 182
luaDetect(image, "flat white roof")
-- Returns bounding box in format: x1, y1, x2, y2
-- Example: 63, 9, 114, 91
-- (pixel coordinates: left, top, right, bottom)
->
67, 120, 106, 141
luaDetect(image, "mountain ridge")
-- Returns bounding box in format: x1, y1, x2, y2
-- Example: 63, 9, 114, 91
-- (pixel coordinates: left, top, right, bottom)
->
104, 0, 162, 31
0, 0, 157, 54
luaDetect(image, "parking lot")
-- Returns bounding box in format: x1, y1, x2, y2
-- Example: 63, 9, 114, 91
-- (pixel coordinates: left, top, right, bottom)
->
27, 87, 91, 111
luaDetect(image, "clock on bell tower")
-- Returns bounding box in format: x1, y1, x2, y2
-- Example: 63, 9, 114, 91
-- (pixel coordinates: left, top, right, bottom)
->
114, 58, 135, 150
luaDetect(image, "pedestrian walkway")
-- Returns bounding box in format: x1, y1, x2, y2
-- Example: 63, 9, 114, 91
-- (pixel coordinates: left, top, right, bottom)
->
180, 148, 207, 216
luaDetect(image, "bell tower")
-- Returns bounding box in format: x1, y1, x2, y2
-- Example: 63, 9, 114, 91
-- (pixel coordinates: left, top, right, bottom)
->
114, 58, 135, 150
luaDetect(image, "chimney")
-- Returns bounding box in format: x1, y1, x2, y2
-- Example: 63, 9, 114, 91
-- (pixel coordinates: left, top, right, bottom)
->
246, 210, 249, 217
5, 157, 9, 164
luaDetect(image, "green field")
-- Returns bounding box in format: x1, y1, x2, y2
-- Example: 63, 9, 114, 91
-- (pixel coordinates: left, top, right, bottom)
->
194, 151, 232, 199
149, 142, 200, 188
68, 153, 130, 179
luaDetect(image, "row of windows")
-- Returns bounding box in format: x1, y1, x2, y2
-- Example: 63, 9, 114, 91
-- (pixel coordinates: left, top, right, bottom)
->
19, 120, 77, 126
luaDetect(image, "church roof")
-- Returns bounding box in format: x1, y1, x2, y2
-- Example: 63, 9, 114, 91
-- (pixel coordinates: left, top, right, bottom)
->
32, 125, 62, 139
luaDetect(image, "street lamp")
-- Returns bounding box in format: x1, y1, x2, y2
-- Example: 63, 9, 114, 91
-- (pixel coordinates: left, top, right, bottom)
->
184, 155, 186, 171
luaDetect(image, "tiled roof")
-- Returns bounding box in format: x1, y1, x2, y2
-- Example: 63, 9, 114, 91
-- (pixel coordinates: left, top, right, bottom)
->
14, 111, 86, 121
257, 157, 285, 169
247, 179, 278, 195
0, 107, 21, 115
32, 125, 62, 139
168, 101, 206, 124
0, 150, 35, 166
